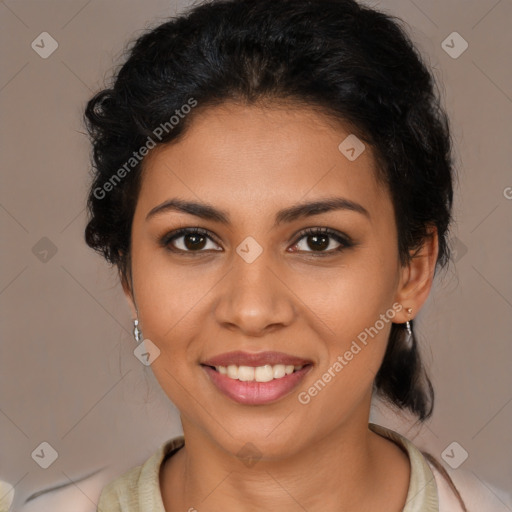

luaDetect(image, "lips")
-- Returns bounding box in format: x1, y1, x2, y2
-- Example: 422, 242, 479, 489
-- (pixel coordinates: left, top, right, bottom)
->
200, 351, 313, 405
201, 350, 312, 367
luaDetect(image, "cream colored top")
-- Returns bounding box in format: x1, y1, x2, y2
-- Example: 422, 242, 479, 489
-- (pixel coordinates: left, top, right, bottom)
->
96, 423, 462, 511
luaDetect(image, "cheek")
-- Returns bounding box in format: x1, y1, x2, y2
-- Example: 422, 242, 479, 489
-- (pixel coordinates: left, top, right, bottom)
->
290, 249, 399, 336
295, 286, 396, 420
306, 288, 394, 396
290, 251, 399, 385
130, 247, 202, 348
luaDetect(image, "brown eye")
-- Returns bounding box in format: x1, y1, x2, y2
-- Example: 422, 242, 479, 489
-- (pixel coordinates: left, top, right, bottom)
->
291, 227, 353, 255
161, 228, 222, 253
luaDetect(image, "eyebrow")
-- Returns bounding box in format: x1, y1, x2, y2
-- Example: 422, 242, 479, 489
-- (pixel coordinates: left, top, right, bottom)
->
24, 467, 107, 503
145, 197, 370, 226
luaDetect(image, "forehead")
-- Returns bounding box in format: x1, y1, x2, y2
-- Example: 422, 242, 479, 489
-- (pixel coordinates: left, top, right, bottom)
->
137, 102, 389, 220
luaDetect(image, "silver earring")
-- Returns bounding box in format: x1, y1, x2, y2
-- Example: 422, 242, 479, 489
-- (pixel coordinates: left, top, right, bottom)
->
405, 307, 413, 347
405, 320, 413, 343
133, 318, 143, 343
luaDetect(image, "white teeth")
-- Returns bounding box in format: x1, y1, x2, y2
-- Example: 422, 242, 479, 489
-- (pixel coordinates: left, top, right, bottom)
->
273, 364, 286, 379
238, 366, 255, 381
214, 363, 305, 382
255, 365, 274, 382
227, 365, 238, 379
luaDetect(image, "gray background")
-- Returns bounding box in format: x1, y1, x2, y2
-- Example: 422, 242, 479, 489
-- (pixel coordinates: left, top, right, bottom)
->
1, 0, 511, 510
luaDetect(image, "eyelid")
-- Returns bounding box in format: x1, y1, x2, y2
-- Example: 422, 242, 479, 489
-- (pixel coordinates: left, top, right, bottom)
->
293, 226, 352, 244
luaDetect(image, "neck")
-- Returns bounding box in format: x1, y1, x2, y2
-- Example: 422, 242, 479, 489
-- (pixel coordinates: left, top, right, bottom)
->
160, 408, 410, 511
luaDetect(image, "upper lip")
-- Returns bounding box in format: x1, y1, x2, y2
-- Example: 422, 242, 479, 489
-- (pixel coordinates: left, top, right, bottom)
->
201, 351, 313, 367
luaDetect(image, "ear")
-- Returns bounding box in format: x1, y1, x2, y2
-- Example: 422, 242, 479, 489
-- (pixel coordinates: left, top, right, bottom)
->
394, 226, 439, 323
120, 268, 138, 319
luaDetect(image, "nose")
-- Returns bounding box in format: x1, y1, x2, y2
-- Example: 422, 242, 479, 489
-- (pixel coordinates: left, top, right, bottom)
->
213, 249, 296, 337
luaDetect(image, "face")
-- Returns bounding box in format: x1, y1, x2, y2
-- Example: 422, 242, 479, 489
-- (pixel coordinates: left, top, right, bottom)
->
124, 101, 424, 459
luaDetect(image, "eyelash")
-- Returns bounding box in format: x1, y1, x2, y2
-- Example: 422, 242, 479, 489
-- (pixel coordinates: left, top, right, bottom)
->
159, 226, 354, 256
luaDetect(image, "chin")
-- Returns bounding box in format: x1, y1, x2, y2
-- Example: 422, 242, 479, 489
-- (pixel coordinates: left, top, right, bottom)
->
208, 419, 310, 462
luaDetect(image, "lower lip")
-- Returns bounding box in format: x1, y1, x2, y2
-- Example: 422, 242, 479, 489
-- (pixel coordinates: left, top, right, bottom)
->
202, 365, 312, 405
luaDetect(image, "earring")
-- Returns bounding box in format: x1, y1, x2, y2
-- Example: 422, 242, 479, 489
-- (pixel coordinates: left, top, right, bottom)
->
405, 307, 413, 347
133, 318, 143, 343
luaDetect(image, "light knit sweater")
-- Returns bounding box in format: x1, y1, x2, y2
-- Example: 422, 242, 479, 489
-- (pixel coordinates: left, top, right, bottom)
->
96, 423, 468, 511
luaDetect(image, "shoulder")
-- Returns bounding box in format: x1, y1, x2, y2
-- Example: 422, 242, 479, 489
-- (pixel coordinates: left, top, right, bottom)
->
97, 464, 143, 511
425, 461, 466, 512
97, 436, 185, 512
370, 422, 512, 512
428, 461, 512, 512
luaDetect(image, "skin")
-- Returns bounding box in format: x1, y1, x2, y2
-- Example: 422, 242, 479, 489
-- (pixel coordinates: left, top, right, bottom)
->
122, 101, 438, 511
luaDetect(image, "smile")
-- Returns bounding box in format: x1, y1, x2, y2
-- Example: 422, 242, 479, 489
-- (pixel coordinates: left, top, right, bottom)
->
211, 363, 306, 382
200, 351, 313, 405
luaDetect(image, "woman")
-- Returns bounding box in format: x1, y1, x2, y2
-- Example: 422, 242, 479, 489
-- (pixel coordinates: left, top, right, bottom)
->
84, 0, 468, 510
